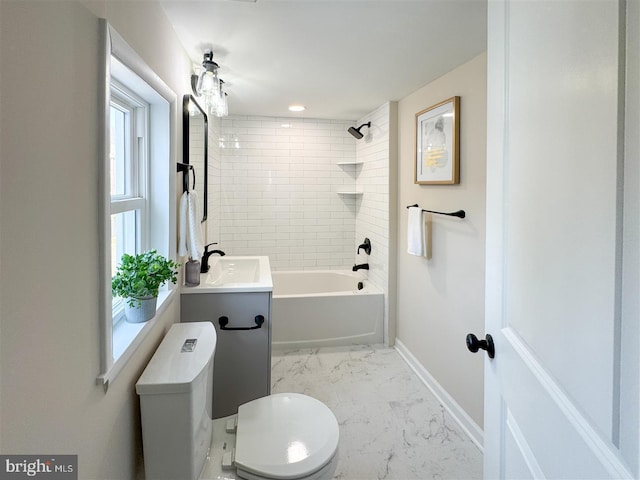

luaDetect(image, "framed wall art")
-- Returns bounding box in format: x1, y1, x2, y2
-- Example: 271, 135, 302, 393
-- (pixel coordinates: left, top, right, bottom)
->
414, 96, 460, 185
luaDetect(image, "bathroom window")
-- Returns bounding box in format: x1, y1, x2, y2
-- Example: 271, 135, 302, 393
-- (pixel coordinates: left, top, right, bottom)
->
98, 21, 177, 390
109, 83, 149, 325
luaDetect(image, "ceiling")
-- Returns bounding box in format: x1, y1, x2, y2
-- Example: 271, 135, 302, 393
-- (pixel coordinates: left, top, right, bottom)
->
160, 0, 487, 120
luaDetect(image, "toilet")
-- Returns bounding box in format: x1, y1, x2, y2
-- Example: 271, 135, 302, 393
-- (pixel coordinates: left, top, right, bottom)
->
136, 322, 339, 480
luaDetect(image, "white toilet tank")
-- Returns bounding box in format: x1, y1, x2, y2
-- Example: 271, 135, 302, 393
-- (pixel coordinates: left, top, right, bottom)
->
136, 322, 217, 480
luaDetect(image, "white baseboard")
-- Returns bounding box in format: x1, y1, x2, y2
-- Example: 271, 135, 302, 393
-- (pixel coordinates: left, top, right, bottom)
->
394, 339, 484, 451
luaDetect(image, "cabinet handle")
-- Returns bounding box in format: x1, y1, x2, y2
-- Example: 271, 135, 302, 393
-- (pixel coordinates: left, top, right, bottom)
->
218, 315, 265, 331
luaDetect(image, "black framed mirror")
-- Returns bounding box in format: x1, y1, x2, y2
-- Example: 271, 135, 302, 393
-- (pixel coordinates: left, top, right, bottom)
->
182, 94, 208, 222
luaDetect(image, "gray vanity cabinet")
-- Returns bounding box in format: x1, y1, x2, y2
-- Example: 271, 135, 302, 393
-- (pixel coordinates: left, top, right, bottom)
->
181, 292, 271, 418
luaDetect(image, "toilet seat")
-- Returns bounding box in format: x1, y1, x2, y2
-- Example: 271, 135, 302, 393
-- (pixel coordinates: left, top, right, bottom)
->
234, 393, 339, 480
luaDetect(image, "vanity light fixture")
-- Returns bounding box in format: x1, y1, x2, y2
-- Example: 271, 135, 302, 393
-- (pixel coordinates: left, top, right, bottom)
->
191, 50, 228, 117
214, 80, 229, 118
192, 50, 219, 97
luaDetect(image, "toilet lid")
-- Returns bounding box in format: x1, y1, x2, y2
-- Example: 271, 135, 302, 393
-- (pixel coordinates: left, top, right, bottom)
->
235, 393, 339, 480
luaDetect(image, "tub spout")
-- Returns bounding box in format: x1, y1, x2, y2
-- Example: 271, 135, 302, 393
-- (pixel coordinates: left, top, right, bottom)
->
352, 263, 369, 271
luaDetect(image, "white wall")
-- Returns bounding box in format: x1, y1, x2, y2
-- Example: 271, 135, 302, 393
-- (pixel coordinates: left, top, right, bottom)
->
621, 0, 640, 471
214, 116, 358, 270
396, 53, 487, 429
0, 2, 191, 478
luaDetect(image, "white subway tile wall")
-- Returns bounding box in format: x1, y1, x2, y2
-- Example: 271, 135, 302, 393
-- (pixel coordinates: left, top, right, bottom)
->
207, 113, 222, 245
216, 116, 358, 270
355, 103, 393, 341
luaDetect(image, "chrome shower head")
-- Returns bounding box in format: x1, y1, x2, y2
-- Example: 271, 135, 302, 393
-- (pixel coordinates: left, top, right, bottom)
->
348, 122, 371, 139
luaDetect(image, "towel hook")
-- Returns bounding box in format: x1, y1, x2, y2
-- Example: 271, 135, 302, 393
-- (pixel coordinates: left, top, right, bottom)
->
176, 162, 196, 194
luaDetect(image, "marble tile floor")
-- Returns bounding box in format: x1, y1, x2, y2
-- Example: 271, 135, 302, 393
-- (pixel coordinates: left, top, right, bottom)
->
202, 344, 482, 480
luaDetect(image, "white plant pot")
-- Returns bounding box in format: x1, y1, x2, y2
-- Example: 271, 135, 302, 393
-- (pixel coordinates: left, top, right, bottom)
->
124, 296, 158, 323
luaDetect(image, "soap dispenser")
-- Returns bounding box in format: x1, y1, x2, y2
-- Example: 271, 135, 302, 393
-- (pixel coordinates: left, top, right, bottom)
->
185, 259, 201, 286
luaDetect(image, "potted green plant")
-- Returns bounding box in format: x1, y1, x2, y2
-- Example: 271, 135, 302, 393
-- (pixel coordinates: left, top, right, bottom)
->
112, 250, 180, 323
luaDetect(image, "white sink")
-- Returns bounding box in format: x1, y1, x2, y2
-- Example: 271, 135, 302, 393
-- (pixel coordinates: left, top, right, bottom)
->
207, 257, 260, 284
182, 256, 273, 293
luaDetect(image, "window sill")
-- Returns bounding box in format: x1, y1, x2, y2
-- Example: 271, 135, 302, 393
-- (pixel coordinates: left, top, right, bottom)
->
97, 288, 176, 391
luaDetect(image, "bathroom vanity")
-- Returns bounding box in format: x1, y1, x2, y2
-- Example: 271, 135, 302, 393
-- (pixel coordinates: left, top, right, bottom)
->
181, 256, 272, 418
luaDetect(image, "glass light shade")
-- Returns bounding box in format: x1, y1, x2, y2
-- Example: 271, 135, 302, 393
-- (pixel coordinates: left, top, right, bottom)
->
197, 70, 219, 96
215, 93, 228, 117
192, 51, 228, 117
204, 94, 218, 116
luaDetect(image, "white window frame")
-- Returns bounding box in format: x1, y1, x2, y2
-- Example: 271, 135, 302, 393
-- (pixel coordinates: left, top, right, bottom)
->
109, 83, 149, 326
97, 21, 177, 390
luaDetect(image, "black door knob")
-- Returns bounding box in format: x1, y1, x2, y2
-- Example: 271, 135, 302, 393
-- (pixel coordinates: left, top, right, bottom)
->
466, 333, 495, 358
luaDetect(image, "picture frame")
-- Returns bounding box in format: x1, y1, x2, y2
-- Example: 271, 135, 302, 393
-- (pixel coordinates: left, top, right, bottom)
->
414, 96, 460, 185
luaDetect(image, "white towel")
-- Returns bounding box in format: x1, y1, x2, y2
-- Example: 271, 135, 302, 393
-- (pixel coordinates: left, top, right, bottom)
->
187, 190, 205, 261
407, 207, 426, 256
178, 191, 190, 257
178, 190, 205, 261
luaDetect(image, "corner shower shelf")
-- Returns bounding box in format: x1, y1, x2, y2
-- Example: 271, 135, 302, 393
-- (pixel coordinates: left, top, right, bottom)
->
337, 160, 363, 195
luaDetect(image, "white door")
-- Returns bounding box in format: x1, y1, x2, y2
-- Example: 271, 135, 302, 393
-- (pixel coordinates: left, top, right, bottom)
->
483, 0, 638, 478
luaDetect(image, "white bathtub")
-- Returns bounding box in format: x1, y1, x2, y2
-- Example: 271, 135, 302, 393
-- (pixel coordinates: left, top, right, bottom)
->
271, 270, 384, 349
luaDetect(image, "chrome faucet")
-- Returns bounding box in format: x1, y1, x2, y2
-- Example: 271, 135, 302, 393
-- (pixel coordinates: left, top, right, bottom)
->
352, 263, 369, 271
200, 243, 225, 273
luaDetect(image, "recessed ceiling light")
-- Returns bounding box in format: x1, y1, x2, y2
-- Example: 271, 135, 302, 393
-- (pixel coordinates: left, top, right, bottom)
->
288, 105, 306, 112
